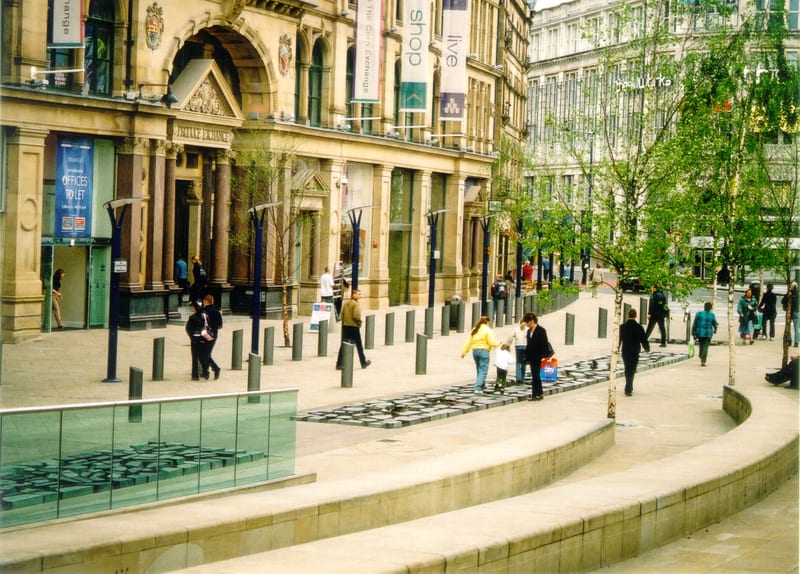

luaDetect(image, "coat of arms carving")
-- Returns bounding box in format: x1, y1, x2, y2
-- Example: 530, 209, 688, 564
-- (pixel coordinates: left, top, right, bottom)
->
145, 3, 164, 50
279, 34, 293, 76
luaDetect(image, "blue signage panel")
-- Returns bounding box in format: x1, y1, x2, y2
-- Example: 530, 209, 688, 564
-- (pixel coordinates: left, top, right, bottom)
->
55, 137, 93, 238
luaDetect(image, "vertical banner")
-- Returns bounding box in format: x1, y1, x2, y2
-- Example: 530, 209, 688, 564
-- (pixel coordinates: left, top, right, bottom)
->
441, 0, 469, 121
50, 0, 84, 47
399, 0, 430, 112
353, 0, 382, 102
55, 137, 93, 238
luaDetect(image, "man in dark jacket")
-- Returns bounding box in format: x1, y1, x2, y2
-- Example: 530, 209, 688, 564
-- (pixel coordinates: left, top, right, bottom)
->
524, 312, 550, 401
185, 300, 210, 381
644, 284, 668, 347
336, 289, 370, 370
759, 283, 777, 341
203, 294, 223, 379
618, 308, 650, 396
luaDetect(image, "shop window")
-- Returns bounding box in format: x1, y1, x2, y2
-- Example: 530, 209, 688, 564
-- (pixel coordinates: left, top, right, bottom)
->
85, 1, 114, 95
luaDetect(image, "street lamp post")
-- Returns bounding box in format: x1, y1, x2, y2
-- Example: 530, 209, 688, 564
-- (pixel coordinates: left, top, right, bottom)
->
515, 218, 524, 298
479, 214, 495, 315
582, 132, 595, 284
103, 197, 142, 382
249, 201, 281, 355
426, 209, 452, 308
346, 205, 375, 291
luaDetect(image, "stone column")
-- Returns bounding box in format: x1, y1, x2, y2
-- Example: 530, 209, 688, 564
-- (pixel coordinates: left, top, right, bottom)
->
161, 143, 182, 286
229, 163, 250, 285
211, 149, 231, 285
310, 210, 321, 281
145, 140, 165, 290
2, 127, 48, 342
115, 137, 145, 290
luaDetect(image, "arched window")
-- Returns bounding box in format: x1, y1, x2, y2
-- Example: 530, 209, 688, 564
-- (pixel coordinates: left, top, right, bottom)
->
308, 41, 324, 127
84, 1, 114, 95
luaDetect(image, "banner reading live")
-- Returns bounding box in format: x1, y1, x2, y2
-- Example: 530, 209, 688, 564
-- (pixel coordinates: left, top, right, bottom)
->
50, 0, 84, 47
353, 0, 382, 102
399, 0, 429, 112
440, 0, 469, 121
55, 137, 93, 238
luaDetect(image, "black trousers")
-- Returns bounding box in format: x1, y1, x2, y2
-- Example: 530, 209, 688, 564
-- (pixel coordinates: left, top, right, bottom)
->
644, 316, 666, 344
527, 357, 543, 398
336, 325, 367, 367
190, 338, 210, 378
622, 353, 639, 395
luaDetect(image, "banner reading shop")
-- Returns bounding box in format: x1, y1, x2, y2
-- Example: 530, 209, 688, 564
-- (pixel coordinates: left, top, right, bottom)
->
441, 0, 469, 121
353, 0, 382, 102
50, 0, 84, 47
399, 0, 429, 112
55, 137, 93, 238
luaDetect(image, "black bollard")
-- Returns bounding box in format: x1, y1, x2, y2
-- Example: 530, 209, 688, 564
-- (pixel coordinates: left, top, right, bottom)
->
385, 312, 395, 346
128, 367, 143, 423
318, 319, 328, 357
152, 337, 165, 381
415, 333, 428, 375
292, 322, 303, 361
441, 305, 450, 337
262, 326, 274, 366
247, 353, 261, 403
405, 309, 415, 343
365, 315, 375, 349
424, 307, 434, 338
565, 313, 575, 345
232, 329, 243, 370
340, 342, 354, 388
598, 308, 608, 339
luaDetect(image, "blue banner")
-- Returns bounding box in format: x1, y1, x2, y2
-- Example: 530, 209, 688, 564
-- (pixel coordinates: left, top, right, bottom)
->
55, 137, 93, 238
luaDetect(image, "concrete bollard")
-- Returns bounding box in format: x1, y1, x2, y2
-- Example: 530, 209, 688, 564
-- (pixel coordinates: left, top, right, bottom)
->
506, 295, 514, 324
152, 337, 165, 381
0, 340, 3, 385
424, 307, 434, 338
495, 300, 504, 328
598, 308, 608, 339
128, 367, 143, 423
292, 322, 303, 361
247, 353, 261, 403
415, 333, 428, 375
623, 303, 631, 323
514, 297, 523, 323
262, 326, 274, 366
441, 305, 450, 337
457, 302, 466, 333
685, 311, 692, 343
565, 313, 575, 345
639, 298, 648, 326
385, 312, 395, 346
340, 342, 354, 388
487, 301, 496, 326
365, 315, 375, 349
232, 329, 243, 370
405, 309, 416, 343
318, 319, 328, 357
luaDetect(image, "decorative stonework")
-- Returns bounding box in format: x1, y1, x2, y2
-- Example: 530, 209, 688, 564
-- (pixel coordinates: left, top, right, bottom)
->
145, 3, 164, 50
165, 143, 184, 159
230, 0, 246, 19
186, 79, 227, 115
117, 137, 149, 155
279, 34, 293, 76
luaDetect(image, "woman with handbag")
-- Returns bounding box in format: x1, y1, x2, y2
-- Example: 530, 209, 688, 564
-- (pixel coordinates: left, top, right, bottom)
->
524, 312, 551, 401
185, 300, 211, 381
737, 288, 758, 345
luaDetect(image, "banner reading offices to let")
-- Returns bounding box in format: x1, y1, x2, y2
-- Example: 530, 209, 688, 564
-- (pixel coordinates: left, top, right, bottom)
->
50, 0, 84, 47
399, 0, 430, 112
441, 0, 469, 121
55, 137, 93, 238
353, 0, 383, 102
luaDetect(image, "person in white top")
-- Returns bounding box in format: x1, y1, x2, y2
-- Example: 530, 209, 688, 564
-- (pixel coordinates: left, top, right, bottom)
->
320, 266, 334, 303
508, 320, 529, 383
493, 344, 513, 394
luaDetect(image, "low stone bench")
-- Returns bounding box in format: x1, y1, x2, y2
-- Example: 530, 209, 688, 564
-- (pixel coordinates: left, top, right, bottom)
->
173, 383, 798, 573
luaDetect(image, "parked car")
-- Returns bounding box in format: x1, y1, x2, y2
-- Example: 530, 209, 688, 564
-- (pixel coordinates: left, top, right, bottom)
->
620, 276, 646, 292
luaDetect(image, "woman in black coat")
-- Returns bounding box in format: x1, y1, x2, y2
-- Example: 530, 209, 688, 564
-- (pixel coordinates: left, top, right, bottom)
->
524, 312, 550, 401
185, 300, 210, 380
618, 308, 650, 396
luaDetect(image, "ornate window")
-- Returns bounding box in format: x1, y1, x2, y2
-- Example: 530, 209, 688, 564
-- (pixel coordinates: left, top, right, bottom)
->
85, 1, 114, 95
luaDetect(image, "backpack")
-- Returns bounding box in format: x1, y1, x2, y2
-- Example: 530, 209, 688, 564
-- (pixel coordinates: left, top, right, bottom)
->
492, 280, 508, 299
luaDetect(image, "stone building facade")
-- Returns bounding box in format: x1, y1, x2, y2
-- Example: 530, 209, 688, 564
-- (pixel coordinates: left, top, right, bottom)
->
0, 0, 530, 342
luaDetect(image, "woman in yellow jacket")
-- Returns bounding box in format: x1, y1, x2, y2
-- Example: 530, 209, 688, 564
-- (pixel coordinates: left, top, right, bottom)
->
461, 315, 501, 392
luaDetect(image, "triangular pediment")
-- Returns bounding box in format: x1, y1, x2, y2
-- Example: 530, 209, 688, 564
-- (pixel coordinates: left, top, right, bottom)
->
171, 60, 244, 121
292, 166, 330, 196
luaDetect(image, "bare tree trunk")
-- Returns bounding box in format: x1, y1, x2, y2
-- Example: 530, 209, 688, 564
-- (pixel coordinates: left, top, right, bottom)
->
282, 284, 290, 347
607, 288, 624, 419
727, 268, 737, 387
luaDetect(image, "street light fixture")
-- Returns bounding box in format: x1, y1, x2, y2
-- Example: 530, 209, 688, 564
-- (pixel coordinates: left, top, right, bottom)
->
426, 209, 453, 308
345, 205, 375, 291
248, 201, 281, 355
103, 196, 143, 382
138, 83, 179, 108
479, 213, 496, 315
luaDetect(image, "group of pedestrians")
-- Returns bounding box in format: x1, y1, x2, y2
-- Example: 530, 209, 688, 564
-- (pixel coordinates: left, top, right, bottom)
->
185, 294, 223, 381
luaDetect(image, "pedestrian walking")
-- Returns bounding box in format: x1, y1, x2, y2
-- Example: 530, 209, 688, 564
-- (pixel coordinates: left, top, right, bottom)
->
461, 316, 500, 392
618, 308, 650, 396
51, 268, 66, 329
644, 284, 669, 347
493, 344, 513, 393
185, 300, 211, 381
691, 302, 718, 367
320, 266, 334, 305
782, 281, 799, 347
203, 294, 223, 379
737, 288, 758, 345
508, 319, 529, 383
589, 267, 603, 298
490, 274, 509, 323
335, 288, 370, 369
524, 312, 550, 401
190, 255, 207, 302
759, 283, 777, 341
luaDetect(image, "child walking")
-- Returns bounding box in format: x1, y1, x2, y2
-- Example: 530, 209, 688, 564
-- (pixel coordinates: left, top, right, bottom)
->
493, 344, 513, 394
